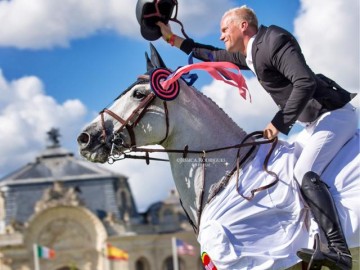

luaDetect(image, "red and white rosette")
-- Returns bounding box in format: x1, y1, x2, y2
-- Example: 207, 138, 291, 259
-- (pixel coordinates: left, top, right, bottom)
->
150, 68, 180, 100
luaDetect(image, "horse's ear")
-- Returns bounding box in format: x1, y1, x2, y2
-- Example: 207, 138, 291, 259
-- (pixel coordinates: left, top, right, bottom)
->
145, 51, 154, 72
149, 43, 167, 68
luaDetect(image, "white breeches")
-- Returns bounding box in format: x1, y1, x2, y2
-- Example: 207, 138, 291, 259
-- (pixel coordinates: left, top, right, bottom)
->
294, 103, 358, 182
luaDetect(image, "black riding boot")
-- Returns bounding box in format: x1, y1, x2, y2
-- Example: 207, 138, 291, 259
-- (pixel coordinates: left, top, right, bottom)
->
296, 171, 352, 270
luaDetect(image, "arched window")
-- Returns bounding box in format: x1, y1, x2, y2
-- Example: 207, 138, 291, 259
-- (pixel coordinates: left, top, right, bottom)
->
135, 257, 150, 270
162, 209, 175, 224
162, 256, 185, 270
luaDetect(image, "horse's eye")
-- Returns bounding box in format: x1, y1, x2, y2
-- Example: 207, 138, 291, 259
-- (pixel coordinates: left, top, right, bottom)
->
133, 90, 146, 100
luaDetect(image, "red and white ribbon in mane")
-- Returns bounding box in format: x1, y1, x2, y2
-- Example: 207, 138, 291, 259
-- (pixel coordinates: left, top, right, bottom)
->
161, 61, 251, 101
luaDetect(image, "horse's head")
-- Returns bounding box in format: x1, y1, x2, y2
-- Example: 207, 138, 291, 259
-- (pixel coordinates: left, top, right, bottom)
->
77, 44, 170, 163
77, 44, 259, 228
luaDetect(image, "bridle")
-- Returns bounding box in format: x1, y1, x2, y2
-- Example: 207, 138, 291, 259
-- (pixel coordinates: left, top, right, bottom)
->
98, 78, 280, 234
99, 91, 170, 160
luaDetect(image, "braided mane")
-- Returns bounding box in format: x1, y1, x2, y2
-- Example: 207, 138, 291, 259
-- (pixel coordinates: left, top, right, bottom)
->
186, 83, 246, 134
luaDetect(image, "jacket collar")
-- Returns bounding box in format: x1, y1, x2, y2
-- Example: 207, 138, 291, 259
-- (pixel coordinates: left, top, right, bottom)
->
251, 25, 268, 73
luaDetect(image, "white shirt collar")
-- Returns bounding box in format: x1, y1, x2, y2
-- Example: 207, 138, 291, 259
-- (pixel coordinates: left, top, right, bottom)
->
245, 35, 257, 75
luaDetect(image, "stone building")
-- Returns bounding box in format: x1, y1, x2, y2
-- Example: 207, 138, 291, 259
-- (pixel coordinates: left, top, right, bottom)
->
0, 129, 201, 270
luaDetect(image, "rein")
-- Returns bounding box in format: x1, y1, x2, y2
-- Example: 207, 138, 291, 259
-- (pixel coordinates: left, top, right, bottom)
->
112, 132, 276, 161
100, 84, 279, 234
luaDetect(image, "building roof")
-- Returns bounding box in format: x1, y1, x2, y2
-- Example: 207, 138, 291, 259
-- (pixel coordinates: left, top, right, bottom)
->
0, 129, 137, 228
0, 145, 122, 185
1, 127, 125, 184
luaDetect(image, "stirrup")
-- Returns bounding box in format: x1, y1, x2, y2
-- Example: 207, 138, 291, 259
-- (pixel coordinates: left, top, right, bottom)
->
297, 234, 352, 270
297, 234, 325, 270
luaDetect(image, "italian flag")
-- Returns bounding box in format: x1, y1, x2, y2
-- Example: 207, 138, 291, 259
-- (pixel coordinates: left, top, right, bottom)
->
36, 245, 56, 259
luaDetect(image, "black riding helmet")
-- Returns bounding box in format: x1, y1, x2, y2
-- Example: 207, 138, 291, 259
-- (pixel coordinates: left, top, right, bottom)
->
136, 0, 176, 41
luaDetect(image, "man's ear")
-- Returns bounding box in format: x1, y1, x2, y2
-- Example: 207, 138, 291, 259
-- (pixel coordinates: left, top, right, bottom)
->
240, 20, 249, 31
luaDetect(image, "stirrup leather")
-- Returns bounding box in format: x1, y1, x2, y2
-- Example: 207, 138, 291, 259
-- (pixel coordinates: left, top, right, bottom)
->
307, 234, 325, 270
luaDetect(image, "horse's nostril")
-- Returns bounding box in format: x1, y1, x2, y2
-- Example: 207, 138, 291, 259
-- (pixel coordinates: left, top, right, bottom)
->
77, 132, 90, 147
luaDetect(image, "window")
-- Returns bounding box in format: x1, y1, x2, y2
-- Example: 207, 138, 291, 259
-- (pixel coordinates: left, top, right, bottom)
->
162, 209, 175, 224
135, 257, 150, 270
162, 256, 185, 270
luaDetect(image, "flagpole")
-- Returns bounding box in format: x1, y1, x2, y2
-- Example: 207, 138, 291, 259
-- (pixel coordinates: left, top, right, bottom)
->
104, 242, 110, 270
103, 242, 106, 270
171, 237, 179, 270
33, 244, 40, 270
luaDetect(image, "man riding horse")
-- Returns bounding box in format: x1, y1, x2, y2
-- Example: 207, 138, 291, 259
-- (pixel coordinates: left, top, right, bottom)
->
137, 1, 358, 269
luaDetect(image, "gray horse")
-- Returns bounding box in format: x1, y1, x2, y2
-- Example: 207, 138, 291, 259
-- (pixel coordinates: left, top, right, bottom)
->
77, 44, 360, 270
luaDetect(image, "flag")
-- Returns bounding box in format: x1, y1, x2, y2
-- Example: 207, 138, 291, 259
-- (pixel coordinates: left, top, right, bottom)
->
176, 239, 195, 256
36, 245, 56, 259
106, 243, 129, 261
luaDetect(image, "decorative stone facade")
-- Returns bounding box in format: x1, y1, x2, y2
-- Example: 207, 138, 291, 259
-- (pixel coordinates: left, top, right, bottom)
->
0, 130, 201, 270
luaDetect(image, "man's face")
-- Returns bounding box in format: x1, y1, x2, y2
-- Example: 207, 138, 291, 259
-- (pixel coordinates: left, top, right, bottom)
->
220, 15, 245, 53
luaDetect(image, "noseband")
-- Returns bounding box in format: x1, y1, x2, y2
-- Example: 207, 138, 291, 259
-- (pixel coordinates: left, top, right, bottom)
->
99, 92, 169, 156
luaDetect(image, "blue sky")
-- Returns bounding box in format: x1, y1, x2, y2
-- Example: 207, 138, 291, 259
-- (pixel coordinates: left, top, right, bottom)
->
0, 0, 359, 210
1, 0, 300, 111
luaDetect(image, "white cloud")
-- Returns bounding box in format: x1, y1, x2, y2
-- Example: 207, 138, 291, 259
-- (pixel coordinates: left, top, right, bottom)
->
170, 0, 234, 37
294, 0, 360, 89
0, 0, 136, 48
0, 0, 234, 49
0, 69, 88, 175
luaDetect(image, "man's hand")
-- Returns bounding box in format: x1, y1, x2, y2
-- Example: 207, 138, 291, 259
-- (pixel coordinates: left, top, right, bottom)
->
263, 122, 279, 140
156, 21, 173, 41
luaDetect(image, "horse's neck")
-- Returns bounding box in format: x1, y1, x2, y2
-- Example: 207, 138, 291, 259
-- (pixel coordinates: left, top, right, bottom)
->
164, 84, 248, 145
163, 86, 250, 224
